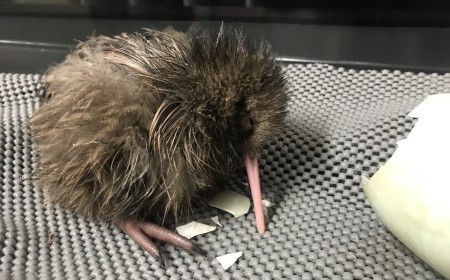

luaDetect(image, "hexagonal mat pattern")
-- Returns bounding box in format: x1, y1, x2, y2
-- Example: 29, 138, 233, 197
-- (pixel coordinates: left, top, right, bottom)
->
1, 64, 448, 279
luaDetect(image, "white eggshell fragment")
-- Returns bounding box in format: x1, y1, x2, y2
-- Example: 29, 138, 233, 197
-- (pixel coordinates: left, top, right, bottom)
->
262, 199, 273, 207
216, 252, 243, 270
362, 94, 450, 278
211, 216, 223, 227
208, 190, 250, 218
175, 221, 216, 239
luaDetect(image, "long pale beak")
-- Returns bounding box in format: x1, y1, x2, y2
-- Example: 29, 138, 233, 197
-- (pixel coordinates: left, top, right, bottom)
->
244, 153, 265, 234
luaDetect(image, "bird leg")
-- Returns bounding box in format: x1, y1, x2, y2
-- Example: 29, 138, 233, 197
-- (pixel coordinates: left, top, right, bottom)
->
119, 220, 206, 267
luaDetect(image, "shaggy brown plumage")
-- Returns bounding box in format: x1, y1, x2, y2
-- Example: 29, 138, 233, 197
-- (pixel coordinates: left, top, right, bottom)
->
30, 25, 287, 261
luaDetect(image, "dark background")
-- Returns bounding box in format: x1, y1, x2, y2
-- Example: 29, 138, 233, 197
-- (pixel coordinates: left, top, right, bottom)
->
2, 0, 450, 73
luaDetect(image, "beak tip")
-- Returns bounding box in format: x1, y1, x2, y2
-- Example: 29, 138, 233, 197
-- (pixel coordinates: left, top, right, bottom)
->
257, 224, 265, 235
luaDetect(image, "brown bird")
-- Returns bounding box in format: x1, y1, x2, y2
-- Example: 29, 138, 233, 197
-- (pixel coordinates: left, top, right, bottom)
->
30, 25, 288, 266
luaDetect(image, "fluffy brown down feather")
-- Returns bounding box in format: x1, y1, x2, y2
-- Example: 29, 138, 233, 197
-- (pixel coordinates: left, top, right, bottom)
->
30, 26, 288, 225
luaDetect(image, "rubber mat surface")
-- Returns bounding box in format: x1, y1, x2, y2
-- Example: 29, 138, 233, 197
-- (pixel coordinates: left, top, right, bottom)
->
1, 64, 448, 279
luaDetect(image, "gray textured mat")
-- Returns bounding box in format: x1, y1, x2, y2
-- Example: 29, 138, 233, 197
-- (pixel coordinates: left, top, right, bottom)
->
1, 64, 448, 280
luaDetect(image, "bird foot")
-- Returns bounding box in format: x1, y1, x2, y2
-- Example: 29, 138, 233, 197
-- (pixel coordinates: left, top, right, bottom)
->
119, 220, 207, 267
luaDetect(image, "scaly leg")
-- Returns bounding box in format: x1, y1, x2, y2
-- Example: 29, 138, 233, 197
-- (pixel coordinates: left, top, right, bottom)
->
119, 220, 206, 267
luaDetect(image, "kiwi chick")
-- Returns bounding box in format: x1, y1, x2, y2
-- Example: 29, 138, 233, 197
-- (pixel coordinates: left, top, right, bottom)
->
30, 25, 288, 266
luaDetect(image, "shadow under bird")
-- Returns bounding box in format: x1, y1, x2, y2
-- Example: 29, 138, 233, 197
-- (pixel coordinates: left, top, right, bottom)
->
30, 25, 288, 266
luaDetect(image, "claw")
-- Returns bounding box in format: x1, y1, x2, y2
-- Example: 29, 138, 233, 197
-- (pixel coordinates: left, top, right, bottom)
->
119, 220, 207, 265
190, 243, 208, 257
154, 253, 167, 268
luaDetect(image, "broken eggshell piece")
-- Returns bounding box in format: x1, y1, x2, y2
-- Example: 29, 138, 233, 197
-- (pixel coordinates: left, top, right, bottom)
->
362, 93, 450, 279
208, 190, 250, 218
175, 221, 216, 239
211, 216, 223, 227
216, 251, 243, 270
262, 199, 273, 207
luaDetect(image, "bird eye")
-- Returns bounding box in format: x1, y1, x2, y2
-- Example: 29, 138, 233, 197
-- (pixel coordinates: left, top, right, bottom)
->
242, 116, 255, 135
143, 31, 156, 41
248, 116, 255, 127
77, 51, 87, 60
